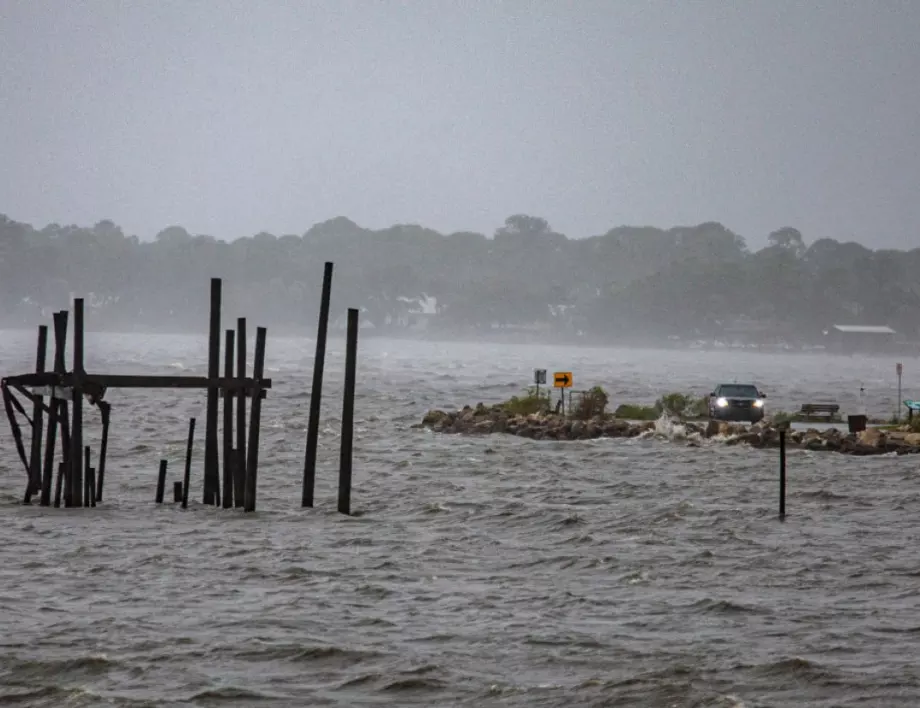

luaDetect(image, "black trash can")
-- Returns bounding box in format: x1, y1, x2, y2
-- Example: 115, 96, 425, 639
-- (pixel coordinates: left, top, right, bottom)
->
848, 414, 867, 433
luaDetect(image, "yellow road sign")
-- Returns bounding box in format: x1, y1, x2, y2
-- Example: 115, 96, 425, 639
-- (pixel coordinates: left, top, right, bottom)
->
553, 371, 572, 388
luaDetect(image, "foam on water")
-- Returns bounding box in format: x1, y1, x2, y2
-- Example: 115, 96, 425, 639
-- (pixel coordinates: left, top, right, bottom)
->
1, 333, 919, 707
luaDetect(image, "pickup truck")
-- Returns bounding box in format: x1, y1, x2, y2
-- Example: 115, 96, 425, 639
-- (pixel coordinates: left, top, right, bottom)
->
708, 383, 767, 423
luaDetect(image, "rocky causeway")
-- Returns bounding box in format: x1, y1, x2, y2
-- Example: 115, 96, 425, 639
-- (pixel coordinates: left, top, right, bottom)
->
418, 403, 920, 456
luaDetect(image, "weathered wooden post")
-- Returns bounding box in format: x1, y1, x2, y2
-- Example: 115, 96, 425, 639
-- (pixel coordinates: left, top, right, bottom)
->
69, 298, 85, 508
43, 311, 69, 507
243, 327, 267, 512
234, 317, 247, 508
182, 417, 196, 510
24, 325, 47, 504
222, 329, 235, 509
779, 428, 787, 519
303, 261, 333, 508
155, 459, 167, 504
83, 445, 92, 508
338, 308, 359, 516
95, 401, 110, 502
173, 480, 183, 503
87, 467, 96, 508
204, 278, 222, 505
54, 462, 65, 508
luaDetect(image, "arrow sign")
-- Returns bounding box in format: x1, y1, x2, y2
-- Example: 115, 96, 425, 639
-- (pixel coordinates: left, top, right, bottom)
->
553, 371, 572, 388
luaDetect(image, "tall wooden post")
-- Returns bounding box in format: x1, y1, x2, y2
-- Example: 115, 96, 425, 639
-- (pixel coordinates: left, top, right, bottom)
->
24, 325, 47, 504
338, 308, 359, 516
95, 401, 110, 502
234, 317, 247, 507
243, 327, 267, 512
222, 329, 235, 509
303, 261, 333, 507
204, 278, 222, 505
182, 417, 196, 510
69, 298, 84, 508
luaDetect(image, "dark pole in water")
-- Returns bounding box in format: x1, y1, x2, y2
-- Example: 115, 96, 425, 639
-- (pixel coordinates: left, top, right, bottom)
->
83, 445, 92, 508
95, 402, 110, 502
222, 328, 235, 509
243, 327, 267, 512
24, 324, 48, 504
204, 277, 222, 505
338, 308, 359, 516
779, 429, 787, 519
173, 480, 183, 503
155, 459, 167, 504
48, 311, 70, 507
182, 417, 196, 510
303, 261, 334, 508
70, 298, 85, 508
234, 317, 247, 507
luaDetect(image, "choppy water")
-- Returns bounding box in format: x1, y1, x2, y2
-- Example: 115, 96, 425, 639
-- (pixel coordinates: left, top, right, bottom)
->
2, 331, 920, 707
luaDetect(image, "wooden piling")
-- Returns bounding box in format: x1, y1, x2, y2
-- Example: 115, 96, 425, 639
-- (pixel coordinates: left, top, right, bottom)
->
41, 311, 68, 506
156, 459, 167, 504
95, 401, 110, 502
39, 389, 58, 507
83, 445, 92, 508
70, 299, 85, 508
182, 417, 196, 510
87, 467, 96, 508
173, 480, 183, 503
222, 329, 235, 509
338, 308, 359, 516
54, 462, 65, 508
303, 261, 333, 508
204, 278, 222, 505
234, 318, 247, 507
243, 327, 267, 512
779, 429, 787, 519
25, 325, 48, 504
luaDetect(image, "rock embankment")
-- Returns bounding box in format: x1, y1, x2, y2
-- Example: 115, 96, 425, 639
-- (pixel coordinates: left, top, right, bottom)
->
417, 404, 920, 456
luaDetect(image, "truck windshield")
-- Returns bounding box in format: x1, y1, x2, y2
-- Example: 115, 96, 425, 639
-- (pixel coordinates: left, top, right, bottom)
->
719, 385, 760, 398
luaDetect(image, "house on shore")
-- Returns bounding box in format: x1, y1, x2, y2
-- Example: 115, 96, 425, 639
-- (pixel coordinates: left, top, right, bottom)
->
824, 324, 898, 354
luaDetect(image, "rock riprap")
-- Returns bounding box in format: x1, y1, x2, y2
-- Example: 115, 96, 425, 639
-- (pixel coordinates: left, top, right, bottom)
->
417, 404, 920, 456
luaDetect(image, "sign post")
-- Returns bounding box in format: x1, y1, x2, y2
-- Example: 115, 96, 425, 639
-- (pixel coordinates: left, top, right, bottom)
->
897, 362, 903, 421
533, 368, 546, 399
553, 371, 572, 415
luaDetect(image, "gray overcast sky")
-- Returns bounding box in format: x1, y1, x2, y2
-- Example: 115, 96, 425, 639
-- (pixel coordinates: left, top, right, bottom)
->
1, 1, 918, 249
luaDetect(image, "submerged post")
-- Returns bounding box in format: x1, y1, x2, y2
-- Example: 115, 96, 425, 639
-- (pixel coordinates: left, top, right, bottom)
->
182, 417, 196, 510
173, 480, 183, 503
338, 308, 359, 516
70, 298, 85, 508
47, 311, 71, 507
222, 329, 235, 509
24, 324, 48, 504
156, 459, 167, 504
83, 445, 92, 508
234, 317, 247, 508
95, 402, 111, 502
779, 428, 787, 519
303, 261, 333, 508
243, 327, 267, 512
204, 277, 222, 505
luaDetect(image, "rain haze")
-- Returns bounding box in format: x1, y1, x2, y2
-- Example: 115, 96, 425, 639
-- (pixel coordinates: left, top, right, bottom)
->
2, 0, 919, 247
7, 5, 920, 707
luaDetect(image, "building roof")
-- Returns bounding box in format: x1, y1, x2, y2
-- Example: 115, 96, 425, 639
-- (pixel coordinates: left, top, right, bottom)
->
832, 324, 896, 334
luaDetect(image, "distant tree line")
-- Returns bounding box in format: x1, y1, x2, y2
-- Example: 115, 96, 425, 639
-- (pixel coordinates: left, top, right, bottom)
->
1, 212, 919, 341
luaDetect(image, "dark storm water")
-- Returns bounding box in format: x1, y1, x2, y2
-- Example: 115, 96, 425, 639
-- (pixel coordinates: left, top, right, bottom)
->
1, 332, 920, 707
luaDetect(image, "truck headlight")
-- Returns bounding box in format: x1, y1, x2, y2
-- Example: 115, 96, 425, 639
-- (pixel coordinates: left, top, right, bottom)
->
716, 397, 728, 407
753, 399, 764, 408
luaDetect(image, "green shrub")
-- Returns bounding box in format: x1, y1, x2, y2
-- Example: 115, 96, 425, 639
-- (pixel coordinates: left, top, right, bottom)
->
654, 392, 709, 419
501, 386, 552, 416
613, 403, 659, 420
573, 385, 609, 420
